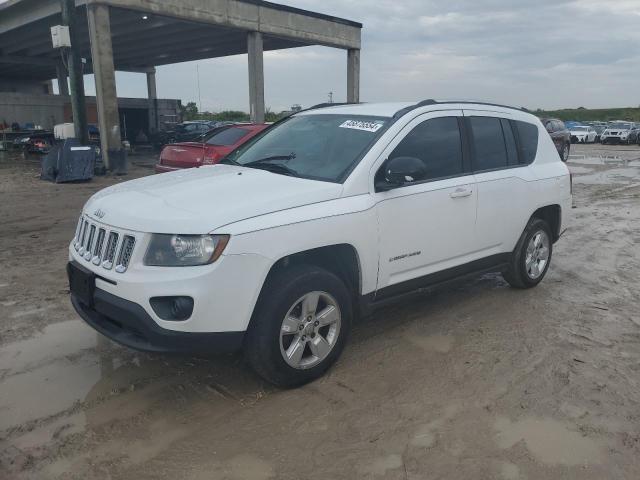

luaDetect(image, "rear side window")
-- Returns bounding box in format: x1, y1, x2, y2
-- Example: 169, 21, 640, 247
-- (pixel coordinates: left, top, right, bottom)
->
389, 117, 464, 181
514, 121, 539, 164
206, 127, 250, 146
501, 119, 519, 166
469, 117, 508, 171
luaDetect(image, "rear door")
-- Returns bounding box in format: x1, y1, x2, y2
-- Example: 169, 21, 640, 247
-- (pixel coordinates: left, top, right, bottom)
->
373, 111, 478, 295
465, 112, 537, 255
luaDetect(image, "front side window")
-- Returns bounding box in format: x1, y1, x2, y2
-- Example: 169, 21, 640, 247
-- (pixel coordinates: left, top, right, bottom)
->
224, 114, 388, 183
386, 117, 464, 181
470, 117, 508, 171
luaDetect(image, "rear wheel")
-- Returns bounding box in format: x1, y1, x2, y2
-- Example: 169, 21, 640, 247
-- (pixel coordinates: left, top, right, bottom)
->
561, 142, 570, 162
244, 264, 352, 387
503, 218, 553, 289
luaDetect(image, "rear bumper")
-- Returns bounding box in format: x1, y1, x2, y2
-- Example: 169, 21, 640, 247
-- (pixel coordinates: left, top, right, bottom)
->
71, 287, 244, 354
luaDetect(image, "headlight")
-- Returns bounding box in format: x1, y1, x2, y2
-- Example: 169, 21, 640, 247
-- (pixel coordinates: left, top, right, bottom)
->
144, 234, 229, 266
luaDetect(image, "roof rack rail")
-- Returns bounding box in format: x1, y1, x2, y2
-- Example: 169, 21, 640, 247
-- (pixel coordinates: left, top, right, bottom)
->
307, 102, 356, 110
393, 99, 529, 119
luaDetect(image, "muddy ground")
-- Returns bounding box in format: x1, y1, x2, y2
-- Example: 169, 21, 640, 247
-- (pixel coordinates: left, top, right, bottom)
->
0, 143, 639, 479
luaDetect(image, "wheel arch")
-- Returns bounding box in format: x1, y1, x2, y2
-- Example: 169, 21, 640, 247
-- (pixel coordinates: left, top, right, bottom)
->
248, 244, 363, 328
530, 204, 561, 242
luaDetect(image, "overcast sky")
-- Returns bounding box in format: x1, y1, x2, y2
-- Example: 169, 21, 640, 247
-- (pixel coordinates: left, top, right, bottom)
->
71, 0, 640, 111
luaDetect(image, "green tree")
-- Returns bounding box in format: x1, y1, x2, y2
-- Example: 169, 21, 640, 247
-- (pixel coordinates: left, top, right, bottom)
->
181, 101, 199, 120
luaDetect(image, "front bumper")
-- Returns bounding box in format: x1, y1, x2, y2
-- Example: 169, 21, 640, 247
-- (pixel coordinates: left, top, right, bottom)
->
70, 281, 244, 354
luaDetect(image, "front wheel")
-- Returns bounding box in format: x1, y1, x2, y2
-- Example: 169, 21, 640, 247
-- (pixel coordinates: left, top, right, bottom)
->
502, 218, 553, 289
244, 264, 352, 387
561, 142, 570, 162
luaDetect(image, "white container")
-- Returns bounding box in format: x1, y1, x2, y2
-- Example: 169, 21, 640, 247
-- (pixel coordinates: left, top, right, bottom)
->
54, 123, 75, 140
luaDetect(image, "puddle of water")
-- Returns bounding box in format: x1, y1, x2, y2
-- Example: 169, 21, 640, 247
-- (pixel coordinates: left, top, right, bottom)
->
227, 454, 275, 480
568, 166, 594, 174
363, 453, 404, 476
494, 416, 603, 466
0, 356, 101, 430
0, 320, 97, 376
500, 462, 520, 480
572, 167, 640, 185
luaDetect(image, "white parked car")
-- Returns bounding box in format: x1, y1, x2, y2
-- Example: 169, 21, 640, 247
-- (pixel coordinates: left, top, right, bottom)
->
600, 121, 634, 144
569, 125, 597, 143
68, 101, 572, 386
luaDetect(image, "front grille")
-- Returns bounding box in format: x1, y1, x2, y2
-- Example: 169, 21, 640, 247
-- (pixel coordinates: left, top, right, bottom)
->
73, 215, 137, 273
102, 232, 119, 270
115, 236, 136, 273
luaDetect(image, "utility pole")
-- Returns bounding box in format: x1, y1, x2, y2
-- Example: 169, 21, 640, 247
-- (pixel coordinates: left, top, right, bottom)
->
61, 0, 88, 144
328, 91, 333, 104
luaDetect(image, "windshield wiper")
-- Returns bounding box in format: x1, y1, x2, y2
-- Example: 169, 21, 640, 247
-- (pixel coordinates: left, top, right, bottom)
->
242, 153, 298, 177
244, 153, 296, 166
248, 162, 299, 177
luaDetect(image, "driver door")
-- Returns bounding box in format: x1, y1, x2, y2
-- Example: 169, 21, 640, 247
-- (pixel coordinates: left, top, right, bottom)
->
372, 111, 478, 297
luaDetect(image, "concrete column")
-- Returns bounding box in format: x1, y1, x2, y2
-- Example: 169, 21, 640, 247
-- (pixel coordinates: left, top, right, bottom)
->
146, 68, 158, 133
247, 31, 265, 123
87, 4, 124, 173
56, 63, 69, 96
347, 48, 360, 103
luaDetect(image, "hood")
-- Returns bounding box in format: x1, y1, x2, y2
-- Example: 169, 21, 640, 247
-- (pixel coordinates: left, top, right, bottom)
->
84, 165, 343, 234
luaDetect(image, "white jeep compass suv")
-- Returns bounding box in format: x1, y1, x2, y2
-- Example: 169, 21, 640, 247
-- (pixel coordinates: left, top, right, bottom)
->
68, 100, 571, 386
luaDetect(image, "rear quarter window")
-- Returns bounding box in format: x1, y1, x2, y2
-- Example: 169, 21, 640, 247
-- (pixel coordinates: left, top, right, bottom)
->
206, 127, 250, 146
515, 121, 539, 164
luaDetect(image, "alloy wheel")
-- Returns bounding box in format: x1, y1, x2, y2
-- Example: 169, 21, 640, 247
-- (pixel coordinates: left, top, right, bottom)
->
279, 291, 341, 369
525, 230, 550, 280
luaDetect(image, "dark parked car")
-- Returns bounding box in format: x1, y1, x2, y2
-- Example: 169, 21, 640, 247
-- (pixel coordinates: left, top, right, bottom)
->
593, 125, 606, 143
540, 118, 571, 162
627, 125, 640, 144
151, 121, 215, 149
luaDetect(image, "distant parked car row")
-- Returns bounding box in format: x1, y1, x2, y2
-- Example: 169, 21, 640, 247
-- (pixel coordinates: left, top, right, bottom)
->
150, 120, 238, 149
537, 117, 640, 162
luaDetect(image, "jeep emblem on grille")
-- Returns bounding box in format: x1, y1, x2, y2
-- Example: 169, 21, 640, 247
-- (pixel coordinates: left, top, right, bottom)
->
94, 209, 106, 219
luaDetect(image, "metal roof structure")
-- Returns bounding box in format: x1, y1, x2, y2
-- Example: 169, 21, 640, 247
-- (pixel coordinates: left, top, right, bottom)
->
0, 0, 362, 171
0, 0, 362, 79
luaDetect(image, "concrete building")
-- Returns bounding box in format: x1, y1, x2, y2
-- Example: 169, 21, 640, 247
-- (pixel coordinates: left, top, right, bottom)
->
0, 0, 362, 170
0, 92, 180, 138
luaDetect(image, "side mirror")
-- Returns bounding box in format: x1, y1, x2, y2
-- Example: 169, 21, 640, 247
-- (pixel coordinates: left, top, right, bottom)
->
377, 156, 426, 191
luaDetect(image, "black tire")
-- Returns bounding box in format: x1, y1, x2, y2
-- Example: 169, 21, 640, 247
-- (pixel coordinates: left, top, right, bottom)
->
502, 218, 553, 289
244, 264, 352, 387
560, 142, 570, 162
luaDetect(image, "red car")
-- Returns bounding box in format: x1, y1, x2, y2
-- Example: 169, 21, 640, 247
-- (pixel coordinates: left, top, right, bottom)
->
155, 123, 268, 173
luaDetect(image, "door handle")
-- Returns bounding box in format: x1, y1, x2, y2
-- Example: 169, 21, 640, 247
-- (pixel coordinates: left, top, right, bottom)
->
450, 187, 473, 198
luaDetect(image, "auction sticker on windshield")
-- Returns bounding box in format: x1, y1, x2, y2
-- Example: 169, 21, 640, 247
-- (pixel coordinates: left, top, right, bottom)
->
339, 120, 385, 133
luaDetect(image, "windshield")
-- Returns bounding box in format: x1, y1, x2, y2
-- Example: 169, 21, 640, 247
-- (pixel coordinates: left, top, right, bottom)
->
609, 123, 632, 129
223, 114, 389, 182
205, 126, 250, 146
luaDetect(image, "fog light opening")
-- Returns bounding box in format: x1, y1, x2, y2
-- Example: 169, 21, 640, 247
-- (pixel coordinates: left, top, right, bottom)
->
150, 296, 194, 321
